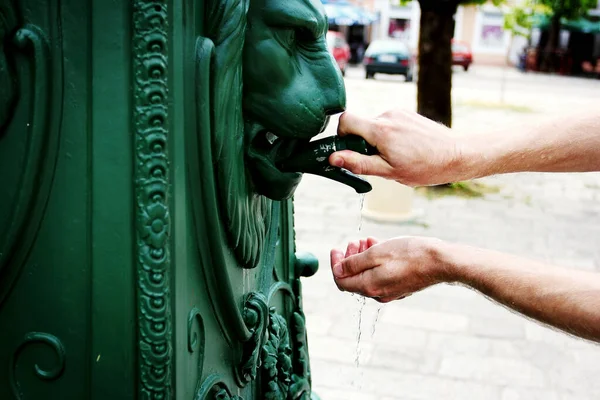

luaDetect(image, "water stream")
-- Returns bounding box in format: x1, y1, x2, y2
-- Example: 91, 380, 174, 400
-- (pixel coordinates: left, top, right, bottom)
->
358, 194, 365, 232
355, 295, 366, 367
371, 305, 383, 338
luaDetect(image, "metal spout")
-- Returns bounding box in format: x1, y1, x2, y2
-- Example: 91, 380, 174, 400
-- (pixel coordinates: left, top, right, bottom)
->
277, 135, 377, 194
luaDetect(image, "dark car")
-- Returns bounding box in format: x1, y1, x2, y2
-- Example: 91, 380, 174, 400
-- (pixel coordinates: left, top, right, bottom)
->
363, 39, 414, 81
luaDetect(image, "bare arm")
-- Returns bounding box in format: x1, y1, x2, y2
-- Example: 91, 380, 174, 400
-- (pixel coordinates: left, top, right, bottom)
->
469, 109, 600, 177
331, 237, 600, 343
444, 242, 600, 342
329, 108, 600, 185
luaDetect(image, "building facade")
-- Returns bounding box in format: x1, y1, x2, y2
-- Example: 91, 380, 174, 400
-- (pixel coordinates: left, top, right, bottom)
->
371, 0, 516, 65
346, 0, 600, 67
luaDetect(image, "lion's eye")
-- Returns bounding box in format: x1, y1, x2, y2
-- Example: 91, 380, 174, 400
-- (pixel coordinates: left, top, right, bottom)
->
295, 29, 322, 52
295, 28, 314, 43
279, 29, 296, 48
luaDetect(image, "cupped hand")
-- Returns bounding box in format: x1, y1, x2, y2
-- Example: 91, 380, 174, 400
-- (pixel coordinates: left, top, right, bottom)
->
330, 236, 450, 302
329, 109, 472, 186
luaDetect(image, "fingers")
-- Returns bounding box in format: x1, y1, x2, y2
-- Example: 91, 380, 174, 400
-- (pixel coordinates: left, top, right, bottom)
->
345, 240, 361, 258
330, 248, 344, 272
333, 249, 377, 279
360, 237, 378, 252
329, 151, 392, 177
367, 237, 379, 248
338, 112, 379, 145
359, 239, 369, 253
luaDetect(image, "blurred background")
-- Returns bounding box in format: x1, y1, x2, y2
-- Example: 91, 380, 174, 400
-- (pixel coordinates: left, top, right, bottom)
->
299, 1, 600, 399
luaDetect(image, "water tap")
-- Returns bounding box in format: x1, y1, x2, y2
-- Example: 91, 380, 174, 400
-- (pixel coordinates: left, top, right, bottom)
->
277, 135, 378, 193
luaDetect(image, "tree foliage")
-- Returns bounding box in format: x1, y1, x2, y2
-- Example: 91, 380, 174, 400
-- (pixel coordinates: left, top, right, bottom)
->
503, 1, 551, 38
537, 0, 597, 20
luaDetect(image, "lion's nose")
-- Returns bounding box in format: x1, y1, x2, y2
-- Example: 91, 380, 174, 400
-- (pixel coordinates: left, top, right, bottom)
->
321, 66, 347, 118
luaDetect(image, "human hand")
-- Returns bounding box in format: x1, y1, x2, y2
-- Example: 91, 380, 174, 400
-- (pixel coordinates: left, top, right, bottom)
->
330, 236, 450, 302
329, 109, 473, 186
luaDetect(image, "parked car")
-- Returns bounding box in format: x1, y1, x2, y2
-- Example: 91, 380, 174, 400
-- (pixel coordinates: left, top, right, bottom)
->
326, 31, 351, 76
452, 39, 473, 71
362, 39, 414, 81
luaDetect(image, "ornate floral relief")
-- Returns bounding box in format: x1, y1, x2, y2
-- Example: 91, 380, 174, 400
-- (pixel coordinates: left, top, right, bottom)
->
259, 308, 312, 400
132, 1, 173, 398
236, 292, 269, 386
261, 308, 292, 399
196, 374, 244, 400
9, 332, 66, 399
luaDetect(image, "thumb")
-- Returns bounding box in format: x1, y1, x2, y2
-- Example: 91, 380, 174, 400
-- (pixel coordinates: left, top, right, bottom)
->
329, 151, 391, 177
334, 250, 377, 279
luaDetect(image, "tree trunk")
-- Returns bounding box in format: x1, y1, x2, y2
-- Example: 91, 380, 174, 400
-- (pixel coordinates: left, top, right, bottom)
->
542, 13, 561, 72
417, 1, 457, 127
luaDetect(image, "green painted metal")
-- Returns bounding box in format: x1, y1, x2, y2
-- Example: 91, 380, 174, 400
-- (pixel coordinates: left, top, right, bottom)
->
278, 135, 377, 194
0, 0, 348, 398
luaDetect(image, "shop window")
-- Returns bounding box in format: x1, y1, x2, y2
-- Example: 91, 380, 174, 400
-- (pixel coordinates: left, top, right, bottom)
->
389, 18, 411, 40
479, 11, 505, 49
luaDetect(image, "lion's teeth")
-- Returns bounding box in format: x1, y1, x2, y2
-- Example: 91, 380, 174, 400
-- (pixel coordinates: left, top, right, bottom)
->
265, 132, 279, 145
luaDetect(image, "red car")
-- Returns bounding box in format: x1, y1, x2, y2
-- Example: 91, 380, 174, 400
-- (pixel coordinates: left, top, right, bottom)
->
452, 39, 473, 71
326, 31, 350, 76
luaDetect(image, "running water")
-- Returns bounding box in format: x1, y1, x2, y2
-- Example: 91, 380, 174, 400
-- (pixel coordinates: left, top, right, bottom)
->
358, 194, 365, 232
371, 305, 383, 338
352, 194, 368, 390
355, 296, 366, 367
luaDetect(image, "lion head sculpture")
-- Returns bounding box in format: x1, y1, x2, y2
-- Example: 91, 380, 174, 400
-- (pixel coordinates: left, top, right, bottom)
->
205, 0, 345, 268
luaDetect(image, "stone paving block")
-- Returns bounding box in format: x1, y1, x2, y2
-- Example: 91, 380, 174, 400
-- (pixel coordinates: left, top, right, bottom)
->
426, 332, 491, 356
312, 387, 379, 400
380, 305, 470, 333
367, 344, 440, 374
468, 315, 526, 339
305, 313, 335, 336
500, 387, 560, 400
438, 355, 546, 388
310, 359, 502, 400
308, 335, 374, 365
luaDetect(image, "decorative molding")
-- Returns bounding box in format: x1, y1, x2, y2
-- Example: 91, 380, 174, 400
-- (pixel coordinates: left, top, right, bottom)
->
188, 307, 205, 395
288, 311, 311, 397
132, 1, 173, 398
0, 19, 60, 309
189, 35, 253, 344
195, 374, 243, 400
236, 292, 269, 386
259, 308, 312, 400
261, 308, 292, 399
9, 332, 66, 399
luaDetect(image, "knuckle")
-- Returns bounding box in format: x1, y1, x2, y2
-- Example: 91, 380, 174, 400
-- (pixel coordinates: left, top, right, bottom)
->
356, 159, 369, 174
341, 260, 353, 275
363, 284, 379, 298
339, 112, 348, 125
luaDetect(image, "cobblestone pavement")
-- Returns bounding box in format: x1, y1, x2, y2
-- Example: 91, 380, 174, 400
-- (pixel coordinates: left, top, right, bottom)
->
295, 65, 600, 400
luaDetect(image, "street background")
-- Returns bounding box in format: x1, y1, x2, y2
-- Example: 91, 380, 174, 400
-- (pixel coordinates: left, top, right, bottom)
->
295, 65, 600, 400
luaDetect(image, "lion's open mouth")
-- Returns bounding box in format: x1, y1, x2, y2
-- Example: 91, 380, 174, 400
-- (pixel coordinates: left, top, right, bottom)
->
244, 123, 306, 199
245, 116, 334, 200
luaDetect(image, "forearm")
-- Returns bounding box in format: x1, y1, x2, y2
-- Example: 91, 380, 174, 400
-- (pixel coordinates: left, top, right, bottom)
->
462, 109, 600, 178
440, 243, 600, 343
